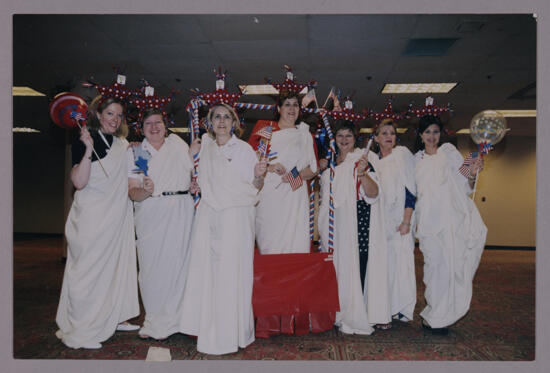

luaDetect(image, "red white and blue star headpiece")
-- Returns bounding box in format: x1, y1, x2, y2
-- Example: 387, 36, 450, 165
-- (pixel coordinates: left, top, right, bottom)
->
195, 67, 242, 107
407, 96, 451, 117
326, 92, 367, 123
370, 98, 407, 122
128, 79, 177, 124
269, 64, 311, 94
82, 73, 135, 104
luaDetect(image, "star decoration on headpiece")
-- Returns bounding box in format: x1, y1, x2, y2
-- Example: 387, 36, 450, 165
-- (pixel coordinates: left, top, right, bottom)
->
407, 96, 451, 117
92, 74, 134, 102
269, 64, 310, 93
370, 98, 407, 122
326, 96, 367, 123
195, 68, 242, 106
128, 82, 177, 123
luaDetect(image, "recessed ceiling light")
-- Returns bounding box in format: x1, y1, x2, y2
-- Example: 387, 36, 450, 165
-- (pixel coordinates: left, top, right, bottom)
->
239, 85, 307, 95
381, 83, 457, 94
12, 86, 46, 96
13, 127, 40, 133
495, 110, 536, 117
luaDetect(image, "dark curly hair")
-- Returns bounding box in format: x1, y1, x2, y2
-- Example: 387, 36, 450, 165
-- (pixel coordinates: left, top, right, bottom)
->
414, 114, 443, 152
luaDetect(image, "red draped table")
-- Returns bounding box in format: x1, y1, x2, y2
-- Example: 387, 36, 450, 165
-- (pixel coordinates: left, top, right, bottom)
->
252, 252, 340, 337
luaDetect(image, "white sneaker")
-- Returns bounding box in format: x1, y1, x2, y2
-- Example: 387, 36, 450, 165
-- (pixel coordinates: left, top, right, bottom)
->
116, 322, 140, 332
81, 342, 102, 349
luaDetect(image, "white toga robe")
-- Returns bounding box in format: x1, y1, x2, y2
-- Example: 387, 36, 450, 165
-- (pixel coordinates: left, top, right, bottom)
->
179, 134, 258, 355
127, 134, 194, 339
377, 146, 417, 321
255, 122, 318, 254
56, 136, 139, 348
414, 143, 487, 328
319, 149, 390, 334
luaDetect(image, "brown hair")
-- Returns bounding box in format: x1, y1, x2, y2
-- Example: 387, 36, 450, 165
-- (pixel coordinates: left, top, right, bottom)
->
275, 90, 302, 124
333, 119, 359, 153
142, 108, 169, 137
87, 95, 128, 138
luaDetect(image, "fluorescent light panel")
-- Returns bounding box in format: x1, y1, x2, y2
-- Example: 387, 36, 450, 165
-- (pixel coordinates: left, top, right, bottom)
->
360, 128, 408, 134
382, 83, 457, 94
169, 127, 189, 133
239, 85, 307, 95
13, 127, 40, 133
495, 110, 536, 117
12, 86, 46, 96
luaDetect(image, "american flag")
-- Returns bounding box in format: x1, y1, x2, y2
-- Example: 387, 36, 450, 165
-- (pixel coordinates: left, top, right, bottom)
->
255, 125, 273, 140
301, 88, 317, 109
257, 139, 268, 158
70, 111, 84, 122
459, 152, 476, 178
286, 166, 303, 191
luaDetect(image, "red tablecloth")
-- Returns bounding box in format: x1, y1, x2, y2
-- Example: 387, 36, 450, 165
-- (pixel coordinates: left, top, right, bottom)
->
252, 252, 340, 316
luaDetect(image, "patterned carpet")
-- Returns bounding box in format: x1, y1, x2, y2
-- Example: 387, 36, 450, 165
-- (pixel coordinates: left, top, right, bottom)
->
13, 234, 535, 360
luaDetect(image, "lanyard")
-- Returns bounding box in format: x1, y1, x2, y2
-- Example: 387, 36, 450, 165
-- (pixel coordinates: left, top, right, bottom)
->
98, 131, 111, 149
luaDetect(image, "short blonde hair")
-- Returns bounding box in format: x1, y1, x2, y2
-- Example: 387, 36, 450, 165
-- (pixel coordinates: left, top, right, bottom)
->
206, 103, 243, 139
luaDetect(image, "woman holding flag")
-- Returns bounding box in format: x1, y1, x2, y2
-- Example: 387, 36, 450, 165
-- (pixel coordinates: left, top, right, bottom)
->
126, 108, 198, 340
248, 89, 319, 337
179, 103, 266, 355
56, 96, 139, 349
250, 90, 318, 255
318, 120, 389, 334
413, 114, 487, 335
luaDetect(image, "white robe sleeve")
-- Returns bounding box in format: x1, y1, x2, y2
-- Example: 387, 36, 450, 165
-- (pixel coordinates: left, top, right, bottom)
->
296, 122, 318, 173
440, 143, 473, 195
127, 147, 141, 179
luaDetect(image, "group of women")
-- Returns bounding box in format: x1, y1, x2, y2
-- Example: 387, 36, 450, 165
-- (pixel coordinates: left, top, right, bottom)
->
55, 90, 487, 355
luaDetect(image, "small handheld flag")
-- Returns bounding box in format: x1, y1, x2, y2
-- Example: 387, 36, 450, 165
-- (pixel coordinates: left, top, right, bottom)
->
286, 166, 303, 191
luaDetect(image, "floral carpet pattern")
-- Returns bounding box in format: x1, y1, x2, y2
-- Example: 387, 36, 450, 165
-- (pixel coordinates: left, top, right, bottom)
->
13, 235, 534, 360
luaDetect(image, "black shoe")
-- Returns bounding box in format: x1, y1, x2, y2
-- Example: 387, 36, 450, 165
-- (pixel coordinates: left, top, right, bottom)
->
422, 320, 449, 335
431, 327, 449, 335
421, 319, 432, 330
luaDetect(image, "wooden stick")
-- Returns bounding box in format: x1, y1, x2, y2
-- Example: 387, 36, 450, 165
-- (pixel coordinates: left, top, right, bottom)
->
471, 172, 479, 200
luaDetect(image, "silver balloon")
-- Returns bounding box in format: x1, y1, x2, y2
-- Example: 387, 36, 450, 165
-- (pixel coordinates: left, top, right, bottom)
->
469, 110, 507, 145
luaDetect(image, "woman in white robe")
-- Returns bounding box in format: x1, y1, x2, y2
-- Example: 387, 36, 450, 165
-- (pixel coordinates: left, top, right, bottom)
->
251, 90, 318, 254
127, 108, 198, 340
248, 90, 320, 337
373, 119, 417, 323
318, 120, 390, 334
414, 115, 487, 334
56, 96, 139, 349
179, 103, 266, 355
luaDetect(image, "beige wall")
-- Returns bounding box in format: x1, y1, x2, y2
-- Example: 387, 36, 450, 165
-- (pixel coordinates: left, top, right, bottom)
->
457, 135, 536, 247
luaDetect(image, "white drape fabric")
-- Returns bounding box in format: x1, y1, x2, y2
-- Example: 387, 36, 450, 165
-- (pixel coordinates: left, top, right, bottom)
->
255, 122, 318, 254
129, 134, 194, 339
319, 149, 390, 333
179, 134, 258, 355
376, 146, 417, 321
414, 143, 487, 328
56, 137, 139, 348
